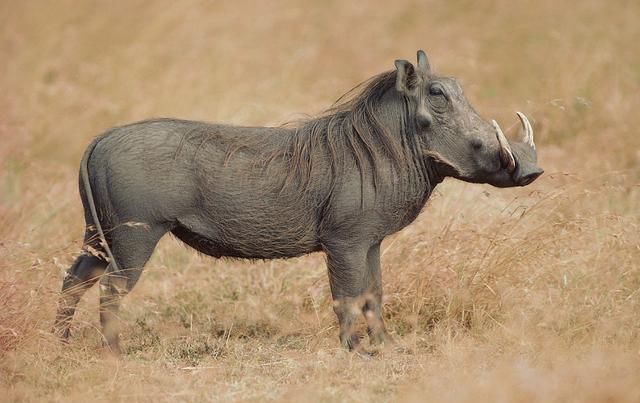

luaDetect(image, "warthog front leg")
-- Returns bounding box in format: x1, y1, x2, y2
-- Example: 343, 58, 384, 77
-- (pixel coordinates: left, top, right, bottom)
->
326, 242, 388, 351
363, 242, 389, 346
326, 246, 367, 350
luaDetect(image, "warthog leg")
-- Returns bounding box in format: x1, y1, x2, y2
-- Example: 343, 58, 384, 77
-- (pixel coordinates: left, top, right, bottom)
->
326, 242, 389, 350
98, 224, 166, 354
99, 266, 141, 355
54, 254, 108, 339
363, 243, 388, 346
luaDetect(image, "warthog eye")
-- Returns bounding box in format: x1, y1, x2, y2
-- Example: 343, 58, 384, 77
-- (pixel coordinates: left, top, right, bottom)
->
429, 85, 444, 96
428, 84, 448, 111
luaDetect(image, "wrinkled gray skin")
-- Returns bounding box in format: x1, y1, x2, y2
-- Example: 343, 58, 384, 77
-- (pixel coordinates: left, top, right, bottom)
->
54, 51, 543, 354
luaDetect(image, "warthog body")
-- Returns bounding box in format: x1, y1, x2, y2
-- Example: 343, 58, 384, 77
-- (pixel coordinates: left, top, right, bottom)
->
54, 51, 543, 353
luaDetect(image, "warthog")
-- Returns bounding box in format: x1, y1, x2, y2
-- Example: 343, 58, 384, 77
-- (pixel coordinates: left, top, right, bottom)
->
54, 51, 542, 353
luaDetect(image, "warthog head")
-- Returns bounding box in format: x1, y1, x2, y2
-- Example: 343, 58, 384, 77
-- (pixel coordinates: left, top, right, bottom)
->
395, 51, 543, 187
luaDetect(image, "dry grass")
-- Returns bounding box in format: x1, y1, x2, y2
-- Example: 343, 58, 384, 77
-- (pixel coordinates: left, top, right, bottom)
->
1, 0, 639, 401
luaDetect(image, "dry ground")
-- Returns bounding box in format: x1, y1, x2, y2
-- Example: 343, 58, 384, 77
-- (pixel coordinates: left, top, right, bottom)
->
1, 0, 639, 402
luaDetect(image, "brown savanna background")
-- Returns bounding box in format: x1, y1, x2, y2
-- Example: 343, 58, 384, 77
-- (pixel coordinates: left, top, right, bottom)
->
1, 0, 639, 401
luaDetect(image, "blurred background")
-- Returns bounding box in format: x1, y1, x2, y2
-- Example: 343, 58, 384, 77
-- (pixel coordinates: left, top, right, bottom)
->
1, 1, 639, 401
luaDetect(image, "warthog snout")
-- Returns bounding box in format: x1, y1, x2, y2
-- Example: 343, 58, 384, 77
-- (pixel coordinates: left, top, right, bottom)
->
514, 166, 544, 186
490, 112, 543, 187
516, 165, 544, 186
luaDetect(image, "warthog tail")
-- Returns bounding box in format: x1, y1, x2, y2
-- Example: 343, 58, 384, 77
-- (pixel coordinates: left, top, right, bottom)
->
80, 137, 120, 272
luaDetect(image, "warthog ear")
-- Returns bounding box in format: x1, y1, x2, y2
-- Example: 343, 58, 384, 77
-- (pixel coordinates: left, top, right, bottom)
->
416, 50, 431, 76
395, 59, 418, 94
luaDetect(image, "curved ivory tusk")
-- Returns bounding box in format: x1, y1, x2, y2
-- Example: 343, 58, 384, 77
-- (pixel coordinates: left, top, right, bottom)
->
516, 111, 535, 150
492, 120, 516, 173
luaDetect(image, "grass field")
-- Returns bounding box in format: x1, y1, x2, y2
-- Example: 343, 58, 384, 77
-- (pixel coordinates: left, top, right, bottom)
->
1, 0, 639, 401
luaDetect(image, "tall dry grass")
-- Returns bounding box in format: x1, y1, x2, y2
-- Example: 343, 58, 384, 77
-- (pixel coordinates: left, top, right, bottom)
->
1, 0, 639, 401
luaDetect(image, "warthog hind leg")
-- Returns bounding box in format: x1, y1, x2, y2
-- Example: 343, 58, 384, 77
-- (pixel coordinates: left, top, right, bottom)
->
99, 224, 166, 354
54, 254, 108, 339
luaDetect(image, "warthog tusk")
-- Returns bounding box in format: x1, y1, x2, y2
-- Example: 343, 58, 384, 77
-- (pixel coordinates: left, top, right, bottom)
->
516, 111, 535, 150
492, 120, 516, 173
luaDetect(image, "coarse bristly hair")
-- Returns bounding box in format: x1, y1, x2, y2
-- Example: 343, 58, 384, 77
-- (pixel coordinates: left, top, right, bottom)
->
172, 69, 431, 205
272, 70, 430, 200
